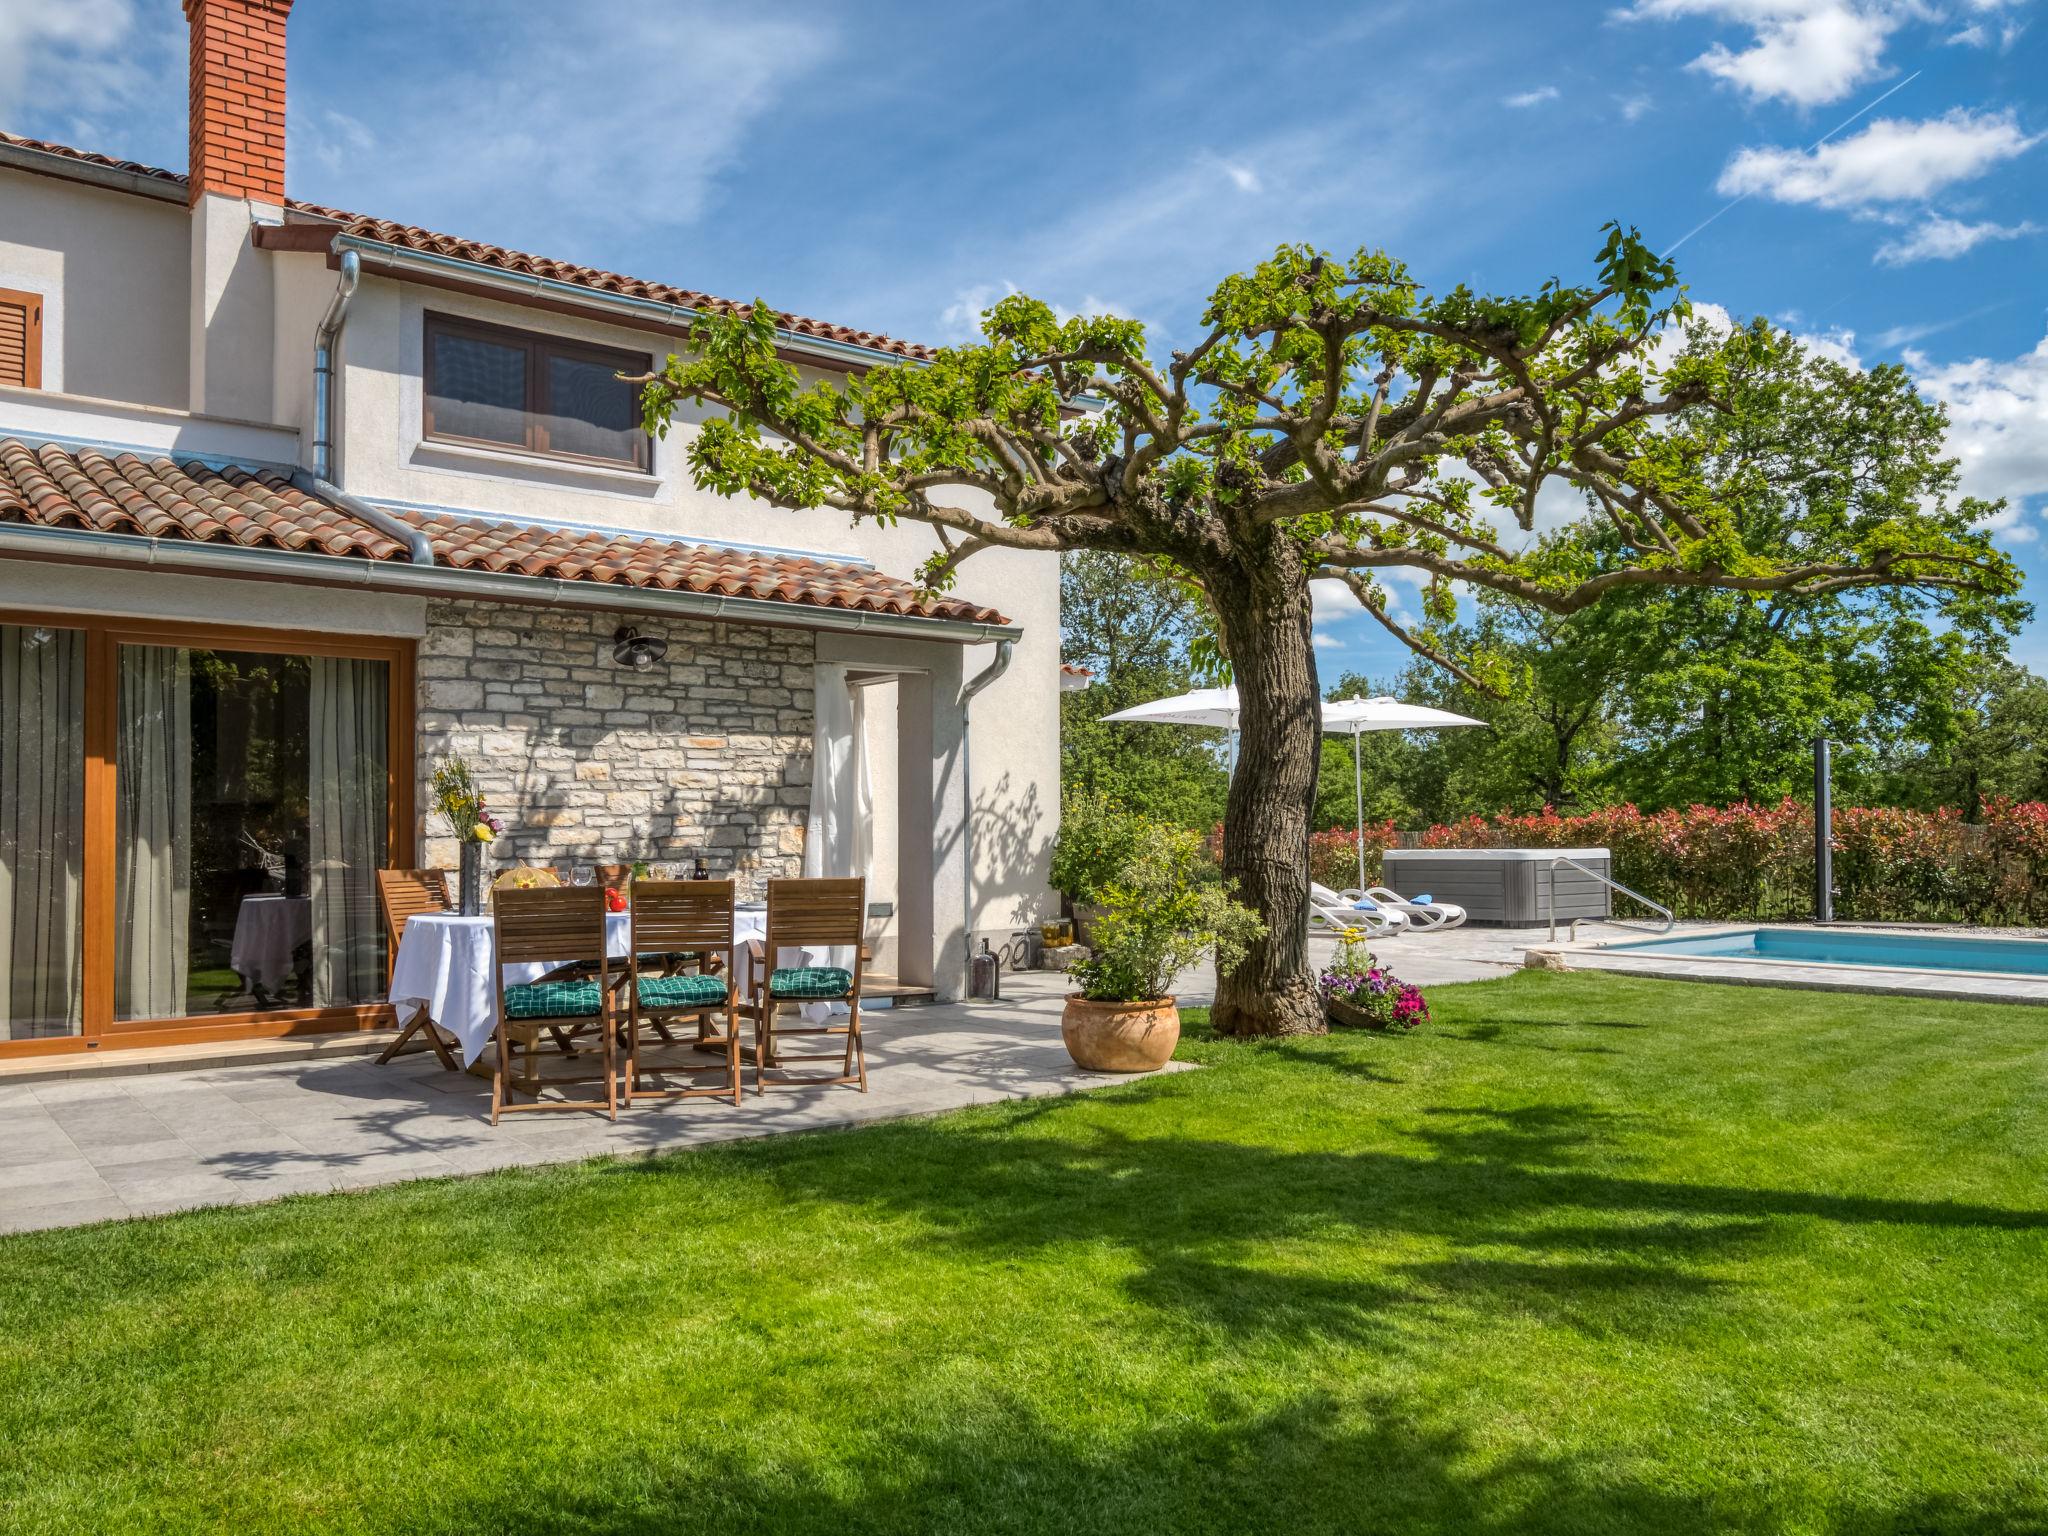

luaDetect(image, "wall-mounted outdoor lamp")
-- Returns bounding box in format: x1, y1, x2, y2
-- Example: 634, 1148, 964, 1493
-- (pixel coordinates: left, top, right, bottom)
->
611, 626, 667, 671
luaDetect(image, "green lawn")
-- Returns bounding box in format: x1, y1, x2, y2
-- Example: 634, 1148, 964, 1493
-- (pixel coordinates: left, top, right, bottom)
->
3, 974, 2046, 1534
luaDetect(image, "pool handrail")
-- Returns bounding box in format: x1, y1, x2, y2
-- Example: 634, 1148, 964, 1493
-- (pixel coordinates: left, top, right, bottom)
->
1546, 855, 1676, 943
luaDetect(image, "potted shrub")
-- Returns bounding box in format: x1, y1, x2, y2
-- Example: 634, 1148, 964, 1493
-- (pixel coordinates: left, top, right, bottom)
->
1318, 933, 1430, 1030
1063, 824, 1264, 1072
1048, 795, 1148, 948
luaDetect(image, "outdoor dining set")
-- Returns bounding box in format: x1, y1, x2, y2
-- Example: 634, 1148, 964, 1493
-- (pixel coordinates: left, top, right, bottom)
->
373, 869, 872, 1125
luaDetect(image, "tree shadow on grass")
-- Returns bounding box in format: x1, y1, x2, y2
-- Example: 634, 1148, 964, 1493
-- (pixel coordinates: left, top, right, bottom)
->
606, 1077, 2047, 1358
444, 1386, 2048, 1536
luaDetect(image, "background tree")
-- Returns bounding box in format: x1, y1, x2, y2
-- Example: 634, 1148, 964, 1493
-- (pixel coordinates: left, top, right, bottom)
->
1058, 552, 1229, 831
638, 229, 2019, 1036
1875, 660, 2048, 817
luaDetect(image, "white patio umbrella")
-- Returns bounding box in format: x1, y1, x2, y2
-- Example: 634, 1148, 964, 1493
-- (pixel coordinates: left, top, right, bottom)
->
1099, 685, 1249, 768
1322, 696, 1486, 887
1102, 686, 1485, 884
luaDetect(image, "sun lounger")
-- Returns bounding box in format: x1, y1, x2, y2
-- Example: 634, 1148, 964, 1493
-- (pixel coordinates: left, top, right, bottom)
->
1308, 882, 1408, 939
1355, 885, 1468, 931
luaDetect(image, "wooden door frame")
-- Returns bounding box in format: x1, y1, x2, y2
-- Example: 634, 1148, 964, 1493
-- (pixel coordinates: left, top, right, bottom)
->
0, 608, 417, 1059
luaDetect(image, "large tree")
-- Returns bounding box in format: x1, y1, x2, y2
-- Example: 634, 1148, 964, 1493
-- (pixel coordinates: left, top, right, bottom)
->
637, 228, 2017, 1036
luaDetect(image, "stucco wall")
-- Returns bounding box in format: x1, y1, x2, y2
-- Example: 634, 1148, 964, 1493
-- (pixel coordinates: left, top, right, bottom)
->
0, 168, 190, 408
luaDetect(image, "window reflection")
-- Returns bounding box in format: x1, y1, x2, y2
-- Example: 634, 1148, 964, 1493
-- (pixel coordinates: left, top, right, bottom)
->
115, 646, 389, 1020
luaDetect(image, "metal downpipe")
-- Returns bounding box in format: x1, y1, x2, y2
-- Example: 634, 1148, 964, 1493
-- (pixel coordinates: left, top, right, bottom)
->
308, 249, 432, 565
957, 638, 1015, 988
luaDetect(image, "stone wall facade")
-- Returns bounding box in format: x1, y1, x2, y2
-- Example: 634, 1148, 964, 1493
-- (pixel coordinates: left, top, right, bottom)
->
415, 600, 814, 894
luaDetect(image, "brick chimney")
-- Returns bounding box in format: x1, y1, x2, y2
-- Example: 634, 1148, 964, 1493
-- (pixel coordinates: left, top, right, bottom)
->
184, 0, 293, 206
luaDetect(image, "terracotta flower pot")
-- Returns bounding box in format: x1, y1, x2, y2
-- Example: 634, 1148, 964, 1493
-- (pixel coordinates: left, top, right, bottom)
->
1061, 996, 1181, 1072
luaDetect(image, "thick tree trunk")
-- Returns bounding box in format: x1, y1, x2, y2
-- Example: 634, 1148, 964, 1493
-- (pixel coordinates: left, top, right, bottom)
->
1209, 554, 1327, 1038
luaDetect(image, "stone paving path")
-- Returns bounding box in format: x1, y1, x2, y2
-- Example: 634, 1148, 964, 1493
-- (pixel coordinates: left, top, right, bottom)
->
0, 974, 1182, 1235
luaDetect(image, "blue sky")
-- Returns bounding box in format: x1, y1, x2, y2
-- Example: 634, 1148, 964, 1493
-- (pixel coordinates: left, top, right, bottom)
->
5, 0, 2044, 680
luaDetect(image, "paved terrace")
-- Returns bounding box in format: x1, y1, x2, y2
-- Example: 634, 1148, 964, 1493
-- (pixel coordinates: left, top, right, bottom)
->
0, 928, 1540, 1236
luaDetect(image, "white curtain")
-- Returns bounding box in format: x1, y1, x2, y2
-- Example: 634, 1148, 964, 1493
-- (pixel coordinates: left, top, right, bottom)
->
0, 626, 86, 1040
308, 656, 388, 1007
115, 646, 192, 1021
805, 665, 873, 883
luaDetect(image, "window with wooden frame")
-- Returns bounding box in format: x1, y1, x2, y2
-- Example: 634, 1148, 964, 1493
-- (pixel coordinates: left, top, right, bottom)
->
423, 312, 652, 471
0, 287, 43, 389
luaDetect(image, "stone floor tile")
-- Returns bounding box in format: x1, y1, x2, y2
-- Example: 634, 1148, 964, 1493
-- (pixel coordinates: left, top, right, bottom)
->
0, 1196, 134, 1233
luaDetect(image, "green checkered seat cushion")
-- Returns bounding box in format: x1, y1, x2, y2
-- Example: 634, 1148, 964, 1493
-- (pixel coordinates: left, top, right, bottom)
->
768, 966, 855, 1000
502, 979, 604, 1020
636, 973, 727, 1009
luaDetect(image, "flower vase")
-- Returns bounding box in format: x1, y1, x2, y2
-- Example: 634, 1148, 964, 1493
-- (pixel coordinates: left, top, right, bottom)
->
458, 840, 484, 916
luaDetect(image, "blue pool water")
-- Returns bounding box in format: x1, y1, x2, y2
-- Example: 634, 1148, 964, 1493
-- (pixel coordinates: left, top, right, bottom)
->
1607, 927, 2048, 977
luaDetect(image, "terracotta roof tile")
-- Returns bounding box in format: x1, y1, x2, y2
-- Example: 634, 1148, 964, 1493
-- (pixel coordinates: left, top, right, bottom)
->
0, 131, 937, 362
0, 130, 189, 192
0, 440, 1007, 628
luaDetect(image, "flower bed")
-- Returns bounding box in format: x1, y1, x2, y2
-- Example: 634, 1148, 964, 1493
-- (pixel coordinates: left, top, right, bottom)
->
1319, 935, 1429, 1030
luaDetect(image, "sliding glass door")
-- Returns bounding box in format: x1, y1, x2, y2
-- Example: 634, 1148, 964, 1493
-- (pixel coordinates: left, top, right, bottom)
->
0, 612, 414, 1056
1, 624, 87, 1041
114, 646, 391, 1023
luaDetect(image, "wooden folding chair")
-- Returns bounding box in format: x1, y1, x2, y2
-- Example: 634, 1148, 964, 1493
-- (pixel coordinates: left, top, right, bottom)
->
374, 868, 458, 1069
739, 877, 868, 1096
489, 885, 618, 1125
622, 881, 742, 1108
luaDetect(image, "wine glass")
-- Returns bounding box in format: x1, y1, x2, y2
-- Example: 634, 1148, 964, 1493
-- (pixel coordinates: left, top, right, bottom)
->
569, 865, 594, 888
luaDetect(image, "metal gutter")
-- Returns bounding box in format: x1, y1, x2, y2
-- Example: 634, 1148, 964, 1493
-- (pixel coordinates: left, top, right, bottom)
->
0, 141, 187, 204
0, 523, 1024, 645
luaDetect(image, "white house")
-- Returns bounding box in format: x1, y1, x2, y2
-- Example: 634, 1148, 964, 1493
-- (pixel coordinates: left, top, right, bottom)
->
0, 0, 1060, 1062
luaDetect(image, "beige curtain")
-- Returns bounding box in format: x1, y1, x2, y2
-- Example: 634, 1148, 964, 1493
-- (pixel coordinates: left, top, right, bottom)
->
115, 646, 192, 1021
308, 656, 388, 1006
0, 625, 86, 1039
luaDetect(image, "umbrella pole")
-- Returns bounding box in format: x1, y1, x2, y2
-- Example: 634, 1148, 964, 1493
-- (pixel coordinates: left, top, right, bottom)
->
1353, 730, 1365, 890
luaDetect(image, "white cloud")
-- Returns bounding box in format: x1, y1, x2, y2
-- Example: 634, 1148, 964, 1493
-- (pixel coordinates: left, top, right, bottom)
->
1505, 85, 1561, 107
1212, 157, 1262, 193
1906, 330, 2048, 531
1716, 109, 2041, 210
1947, 0, 2029, 49
938, 282, 1021, 343
285, 1, 835, 257
1801, 327, 1863, 366
1621, 1, 1899, 107
0, 0, 182, 160
1310, 578, 1362, 620
1873, 214, 2040, 264
1619, 92, 1656, 121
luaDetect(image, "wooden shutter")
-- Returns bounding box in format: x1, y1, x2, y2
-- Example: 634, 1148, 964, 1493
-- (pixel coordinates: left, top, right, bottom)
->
0, 288, 42, 389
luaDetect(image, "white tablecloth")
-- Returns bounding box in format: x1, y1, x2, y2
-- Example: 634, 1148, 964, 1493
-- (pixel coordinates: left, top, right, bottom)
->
229, 895, 310, 991
390, 907, 777, 1068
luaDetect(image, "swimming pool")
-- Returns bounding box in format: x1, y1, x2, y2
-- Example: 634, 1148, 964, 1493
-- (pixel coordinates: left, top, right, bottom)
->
1606, 926, 2048, 979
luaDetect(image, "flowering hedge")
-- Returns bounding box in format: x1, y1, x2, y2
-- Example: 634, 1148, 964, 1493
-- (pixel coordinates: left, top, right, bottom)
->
1234, 799, 2048, 924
